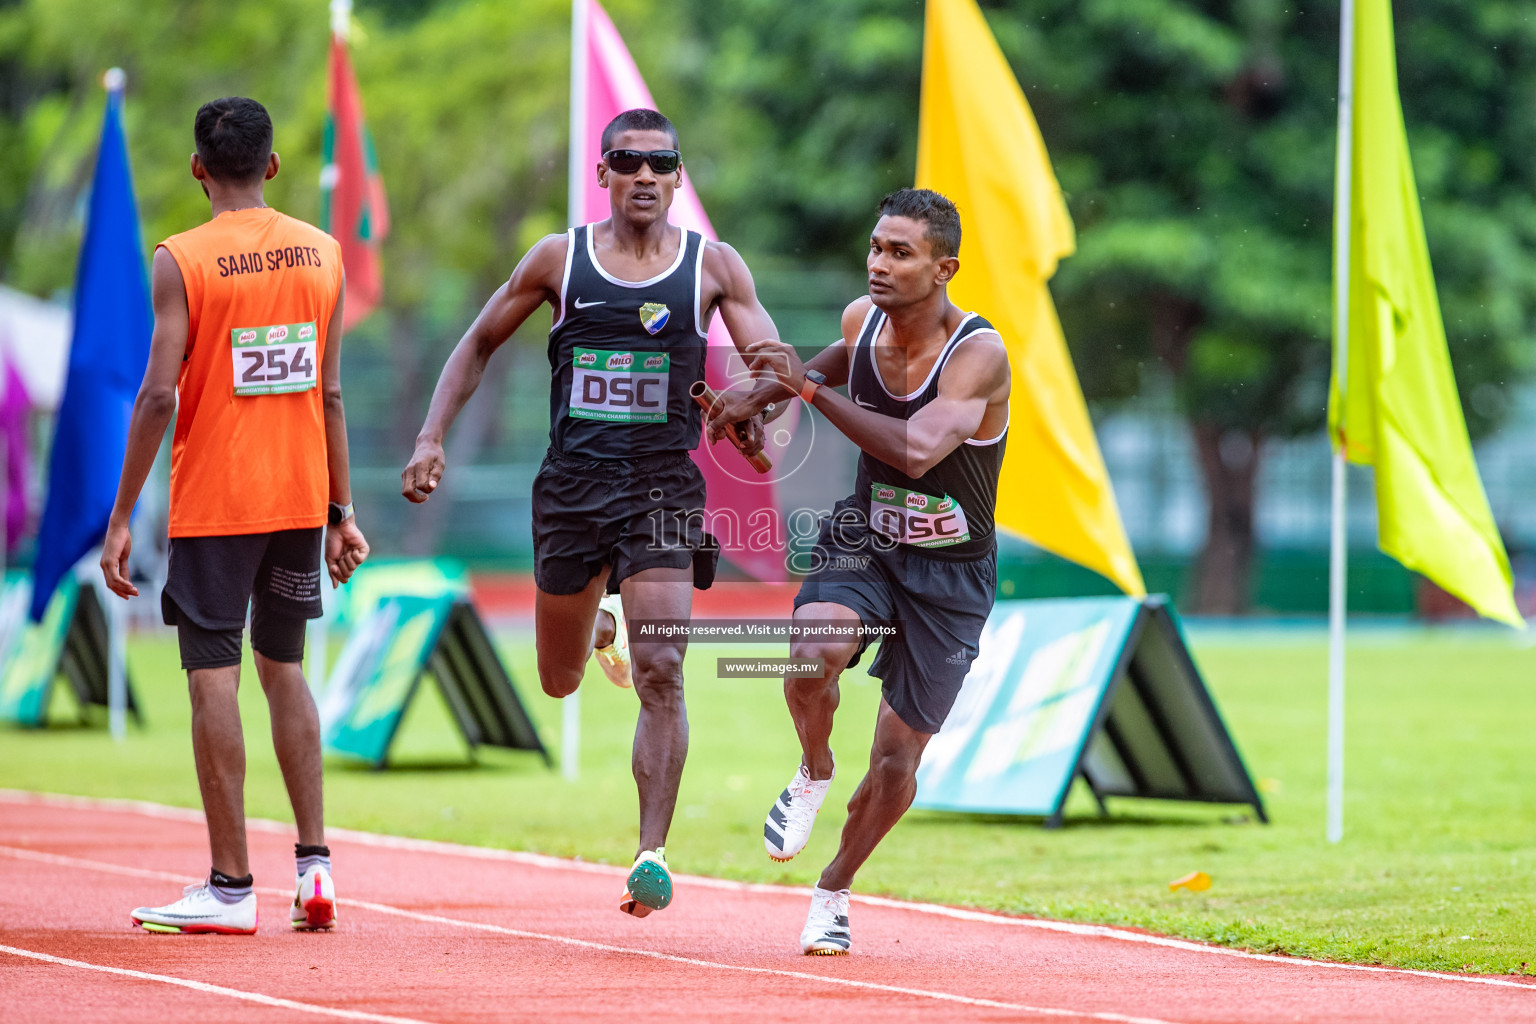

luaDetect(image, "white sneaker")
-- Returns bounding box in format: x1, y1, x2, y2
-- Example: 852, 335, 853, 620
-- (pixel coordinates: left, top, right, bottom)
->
131, 881, 257, 935
801, 886, 851, 955
291, 865, 337, 930
593, 592, 632, 688
764, 761, 834, 862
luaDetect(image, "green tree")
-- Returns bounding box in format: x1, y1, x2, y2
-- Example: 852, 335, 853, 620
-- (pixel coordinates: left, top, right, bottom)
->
670, 0, 1536, 612
6, 0, 1534, 595
669, 0, 923, 265
1040, 0, 1536, 611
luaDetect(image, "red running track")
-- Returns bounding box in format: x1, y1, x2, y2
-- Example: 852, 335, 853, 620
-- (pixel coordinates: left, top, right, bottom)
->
1, 791, 1533, 1024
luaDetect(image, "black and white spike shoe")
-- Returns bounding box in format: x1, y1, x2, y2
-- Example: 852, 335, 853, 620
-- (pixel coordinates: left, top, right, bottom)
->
800, 885, 852, 955
764, 761, 835, 862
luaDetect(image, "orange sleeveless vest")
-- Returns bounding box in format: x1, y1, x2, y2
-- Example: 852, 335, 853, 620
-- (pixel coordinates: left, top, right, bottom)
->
158, 207, 343, 537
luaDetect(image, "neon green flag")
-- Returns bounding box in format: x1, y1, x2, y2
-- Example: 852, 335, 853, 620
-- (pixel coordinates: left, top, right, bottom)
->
917, 0, 1144, 597
1330, 0, 1520, 626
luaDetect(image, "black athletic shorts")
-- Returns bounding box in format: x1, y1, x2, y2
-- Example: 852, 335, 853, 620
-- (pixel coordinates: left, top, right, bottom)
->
161, 527, 323, 670
531, 449, 720, 596
794, 501, 996, 734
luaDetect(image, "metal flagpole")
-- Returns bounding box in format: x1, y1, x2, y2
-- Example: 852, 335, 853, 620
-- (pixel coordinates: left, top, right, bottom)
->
310, 0, 352, 695
104, 66, 130, 743
561, 0, 589, 783
1327, 0, 1356, 845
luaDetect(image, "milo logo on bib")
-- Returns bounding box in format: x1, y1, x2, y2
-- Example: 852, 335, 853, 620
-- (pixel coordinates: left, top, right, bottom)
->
869, 482, 971, 548
230, 321, 318, 397
570, 347, 669, 423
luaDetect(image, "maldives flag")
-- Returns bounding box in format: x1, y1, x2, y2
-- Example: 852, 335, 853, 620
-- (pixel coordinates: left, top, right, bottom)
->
321, 33, 389, 331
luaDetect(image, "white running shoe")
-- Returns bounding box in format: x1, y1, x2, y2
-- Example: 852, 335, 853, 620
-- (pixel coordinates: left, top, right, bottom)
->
593, 592, 632, 688
291, 864, 337, 930
131, 881, 257, 935
764, 761, 835, 862
801, 886, 852, 955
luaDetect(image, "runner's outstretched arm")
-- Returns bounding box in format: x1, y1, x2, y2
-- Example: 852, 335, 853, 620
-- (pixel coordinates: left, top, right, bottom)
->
100, 248, 190, 599
320, 272, 369, 587
703, 241, 859, 453
705, 335, 847, 448
401, 235, 565, 503
746, 334, 1008, 478
709, 296, 865, 438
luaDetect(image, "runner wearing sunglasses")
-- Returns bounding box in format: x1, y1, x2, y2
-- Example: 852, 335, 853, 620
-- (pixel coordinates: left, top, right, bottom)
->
401, 108, 782, 919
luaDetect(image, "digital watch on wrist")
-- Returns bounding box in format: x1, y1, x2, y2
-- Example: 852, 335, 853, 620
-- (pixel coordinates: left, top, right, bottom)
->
327, 501, 355, 527
799, 369, 827, 404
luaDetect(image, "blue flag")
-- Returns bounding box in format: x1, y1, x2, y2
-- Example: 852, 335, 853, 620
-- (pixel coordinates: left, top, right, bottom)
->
30, 84, 152, 621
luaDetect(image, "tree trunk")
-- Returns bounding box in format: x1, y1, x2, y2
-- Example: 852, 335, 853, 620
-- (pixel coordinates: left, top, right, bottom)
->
1190, 423, 1263, 615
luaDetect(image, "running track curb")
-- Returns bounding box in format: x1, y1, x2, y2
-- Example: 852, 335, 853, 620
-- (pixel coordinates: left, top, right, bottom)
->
4, 788, 1532, 993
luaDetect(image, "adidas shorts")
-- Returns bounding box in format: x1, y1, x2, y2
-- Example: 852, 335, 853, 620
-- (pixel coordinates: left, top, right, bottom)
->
793, 499, 996, 734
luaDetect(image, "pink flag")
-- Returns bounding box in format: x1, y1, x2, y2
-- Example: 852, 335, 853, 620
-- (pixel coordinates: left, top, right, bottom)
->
0, 351, 31, 554
572, 0, 792, 582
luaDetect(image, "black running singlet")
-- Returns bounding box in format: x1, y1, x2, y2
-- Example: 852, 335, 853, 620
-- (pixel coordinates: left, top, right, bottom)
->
847, 306, 1008, 561
547, 224, 709, 459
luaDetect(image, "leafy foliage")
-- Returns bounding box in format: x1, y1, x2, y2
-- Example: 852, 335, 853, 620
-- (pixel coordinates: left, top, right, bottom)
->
3, 0, 1535, 591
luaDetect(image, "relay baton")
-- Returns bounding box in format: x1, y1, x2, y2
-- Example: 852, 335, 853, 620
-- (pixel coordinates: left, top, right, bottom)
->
690, 381, 773, 474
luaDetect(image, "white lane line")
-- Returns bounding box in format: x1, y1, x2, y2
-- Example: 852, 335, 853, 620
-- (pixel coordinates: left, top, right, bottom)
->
0, 845, 1181, 1024
340, 895, 1182, 1024
7, 789, 1535, 993
0, 944, 437, 1024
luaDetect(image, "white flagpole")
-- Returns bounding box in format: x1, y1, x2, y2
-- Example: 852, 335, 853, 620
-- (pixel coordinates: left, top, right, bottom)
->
330, 0, 351, 39
311, 0, 352, 695
1327, 0, 1356, 845
104, 66, 130, 743
561, 0, 588, 783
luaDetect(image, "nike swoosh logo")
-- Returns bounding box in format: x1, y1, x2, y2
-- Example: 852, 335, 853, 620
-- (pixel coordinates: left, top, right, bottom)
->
573, 298, 605, 309
855, 397, 876, 408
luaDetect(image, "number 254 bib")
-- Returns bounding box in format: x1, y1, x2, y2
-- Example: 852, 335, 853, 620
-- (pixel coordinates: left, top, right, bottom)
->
569, 348, 669, 423
869, 483, 971, 548
231, 322, 318, 396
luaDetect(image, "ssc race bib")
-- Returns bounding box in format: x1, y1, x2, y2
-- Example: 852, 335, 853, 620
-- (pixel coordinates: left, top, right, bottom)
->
231, 322, 318, 396
569, 348, 669, 423
869, 483, 971, 549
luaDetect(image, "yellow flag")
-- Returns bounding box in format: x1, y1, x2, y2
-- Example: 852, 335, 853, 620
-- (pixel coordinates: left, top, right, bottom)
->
916, 0, 1144, 597
1330, 0, 1520, 625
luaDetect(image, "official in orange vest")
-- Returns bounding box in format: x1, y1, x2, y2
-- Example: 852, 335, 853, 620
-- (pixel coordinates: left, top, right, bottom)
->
101, 97, 369, 935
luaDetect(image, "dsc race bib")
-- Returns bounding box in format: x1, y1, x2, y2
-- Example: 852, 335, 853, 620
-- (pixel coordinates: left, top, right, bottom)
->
569, 348, 669, 423
231, 322, 318, 396
869, 483, 971, 548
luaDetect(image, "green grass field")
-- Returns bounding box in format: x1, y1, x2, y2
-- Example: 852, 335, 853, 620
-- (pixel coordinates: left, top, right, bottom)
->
3, 627, 1534, 974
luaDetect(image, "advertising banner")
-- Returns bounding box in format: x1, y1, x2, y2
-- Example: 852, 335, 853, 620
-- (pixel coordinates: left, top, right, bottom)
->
914, 597, 1264, 826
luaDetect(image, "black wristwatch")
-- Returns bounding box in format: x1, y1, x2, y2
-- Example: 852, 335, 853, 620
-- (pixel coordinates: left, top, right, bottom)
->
799, 368, 828, 403
327, 501, 355, 527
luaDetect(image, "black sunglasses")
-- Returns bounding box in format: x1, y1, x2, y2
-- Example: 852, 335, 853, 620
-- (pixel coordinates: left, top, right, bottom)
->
603, 149, 681, 175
